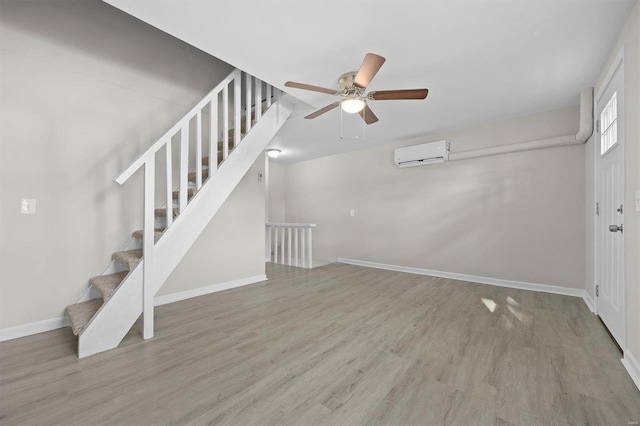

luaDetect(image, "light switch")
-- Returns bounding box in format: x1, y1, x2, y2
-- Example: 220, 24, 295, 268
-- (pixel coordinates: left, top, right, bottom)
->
350, 209, 355, 217
635, 190, 640, 212
21, 199, 36, 214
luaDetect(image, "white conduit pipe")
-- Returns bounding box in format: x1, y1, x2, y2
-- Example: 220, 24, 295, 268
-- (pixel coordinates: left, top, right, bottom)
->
448, 88, 594, 162
575, 88, 595, 143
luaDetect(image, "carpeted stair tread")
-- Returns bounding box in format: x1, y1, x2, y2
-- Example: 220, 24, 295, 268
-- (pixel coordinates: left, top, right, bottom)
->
155, 207, 179, 218
112, 249, 143, 270
188, 169, 209, 182
132, 229, 164, 241
66, 299, 103, 335
90, 271, 129, 300
172, 187, 197, 200
202, 151, 224, 167
202, 152, 224, 168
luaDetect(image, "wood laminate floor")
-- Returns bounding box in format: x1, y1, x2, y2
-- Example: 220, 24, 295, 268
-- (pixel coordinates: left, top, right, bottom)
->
1, 263, 639, 425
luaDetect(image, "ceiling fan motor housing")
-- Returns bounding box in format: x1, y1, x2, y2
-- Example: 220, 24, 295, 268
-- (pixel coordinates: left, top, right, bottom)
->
338, 72, 364, 97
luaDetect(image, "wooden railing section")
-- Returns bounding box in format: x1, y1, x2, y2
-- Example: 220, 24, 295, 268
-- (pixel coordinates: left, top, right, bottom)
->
114, 69, 280, 339
266, 223, 316, 268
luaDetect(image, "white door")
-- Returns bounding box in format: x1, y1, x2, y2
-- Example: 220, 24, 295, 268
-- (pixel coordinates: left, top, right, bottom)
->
596, 60, 625, 348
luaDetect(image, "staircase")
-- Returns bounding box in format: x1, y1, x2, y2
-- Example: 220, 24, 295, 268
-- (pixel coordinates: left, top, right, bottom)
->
65, 69, 293, 358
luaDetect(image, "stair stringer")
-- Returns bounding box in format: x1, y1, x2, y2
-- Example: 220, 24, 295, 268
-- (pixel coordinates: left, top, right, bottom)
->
78, 99, 293, 358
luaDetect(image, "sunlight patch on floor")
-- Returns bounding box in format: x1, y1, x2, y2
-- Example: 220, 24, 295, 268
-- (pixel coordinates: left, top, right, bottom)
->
481, 298, 497, 312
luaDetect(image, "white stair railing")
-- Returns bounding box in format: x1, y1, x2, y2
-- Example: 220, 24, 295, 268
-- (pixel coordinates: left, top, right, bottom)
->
114, 69, 279, 340
266, 223, 316, 268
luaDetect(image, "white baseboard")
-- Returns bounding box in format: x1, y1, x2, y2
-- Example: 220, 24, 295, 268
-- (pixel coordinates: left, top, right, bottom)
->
265, 260, 329, 269
154, 274, 267, 306
337, 258, 585, 298
0, 275, 267, 342
622, 350, 640, 392
0, 316, 70, 342
582, 290, 596, 313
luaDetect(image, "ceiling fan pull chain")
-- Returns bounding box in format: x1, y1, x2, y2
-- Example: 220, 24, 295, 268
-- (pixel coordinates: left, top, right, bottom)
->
362, 110, 366, 140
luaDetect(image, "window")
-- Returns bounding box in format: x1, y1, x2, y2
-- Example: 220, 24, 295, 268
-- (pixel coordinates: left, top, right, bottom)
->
600, 91, 618, 155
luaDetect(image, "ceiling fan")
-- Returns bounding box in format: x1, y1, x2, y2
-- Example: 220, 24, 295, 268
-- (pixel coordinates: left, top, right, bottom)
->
285, 53, 428, 125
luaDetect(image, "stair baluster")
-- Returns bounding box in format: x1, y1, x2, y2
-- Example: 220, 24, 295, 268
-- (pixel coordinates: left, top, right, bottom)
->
143, 158, 155, 339
265, 223, 316, 269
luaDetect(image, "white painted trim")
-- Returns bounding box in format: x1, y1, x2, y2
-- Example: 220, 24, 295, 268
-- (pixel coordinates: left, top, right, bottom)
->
582, 290, 596, 313
0, 316, 69, 342
115, 69, 241, 184
154, 274, 267, 306
621, 350, 640, 391
595, 45, 625, 101
1, 275, 267, 343
337, 258, 585, 298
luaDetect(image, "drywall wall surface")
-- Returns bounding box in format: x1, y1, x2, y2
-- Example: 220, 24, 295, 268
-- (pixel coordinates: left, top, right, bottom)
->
268, 161, 287, 223
160, 159, 265, 295
592, 1, 640, 358
0, 0, 241, 329
285, 106, 585, 289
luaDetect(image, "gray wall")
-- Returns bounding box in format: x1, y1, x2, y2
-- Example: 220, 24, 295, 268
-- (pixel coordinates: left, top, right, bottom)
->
160, 159, 265, 296
284, 107, 585, 289
0, 0, 263, 329
267, 161, 287, 223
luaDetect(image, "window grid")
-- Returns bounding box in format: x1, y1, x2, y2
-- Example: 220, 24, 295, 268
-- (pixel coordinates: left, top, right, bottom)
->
600, 92, 618, 155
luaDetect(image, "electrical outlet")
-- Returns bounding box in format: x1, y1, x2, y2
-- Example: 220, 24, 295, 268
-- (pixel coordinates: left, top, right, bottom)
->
21, 199, 36, 214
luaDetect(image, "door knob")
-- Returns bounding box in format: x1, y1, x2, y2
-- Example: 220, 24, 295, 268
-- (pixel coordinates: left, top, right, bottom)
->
609, 224, 623, 233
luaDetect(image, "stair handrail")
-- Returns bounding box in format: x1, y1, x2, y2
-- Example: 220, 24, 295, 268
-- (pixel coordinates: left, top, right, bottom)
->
109, 67, 278, 341
114, 69, 241, 185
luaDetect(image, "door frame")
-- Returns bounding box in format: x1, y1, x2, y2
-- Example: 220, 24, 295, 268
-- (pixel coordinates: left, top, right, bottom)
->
594, 45, 626, 350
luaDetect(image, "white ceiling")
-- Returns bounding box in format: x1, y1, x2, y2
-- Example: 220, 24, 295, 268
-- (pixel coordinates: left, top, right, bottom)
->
104, 0, 635, 164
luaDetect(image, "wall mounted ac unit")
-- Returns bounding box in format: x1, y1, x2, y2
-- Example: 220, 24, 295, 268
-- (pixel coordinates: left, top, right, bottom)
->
394, 140, 449, 168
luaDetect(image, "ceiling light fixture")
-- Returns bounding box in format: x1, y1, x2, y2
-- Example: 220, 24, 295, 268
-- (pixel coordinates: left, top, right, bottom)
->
341, 98, 365, 114
266, 148, 282, 159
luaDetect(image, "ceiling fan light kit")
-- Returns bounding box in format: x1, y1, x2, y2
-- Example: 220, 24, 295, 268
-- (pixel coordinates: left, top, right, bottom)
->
284, 53, 428, 126
341, 98, 365, 113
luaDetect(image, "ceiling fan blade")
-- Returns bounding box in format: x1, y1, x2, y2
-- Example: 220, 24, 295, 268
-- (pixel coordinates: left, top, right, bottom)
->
285, 81, 338, 95
369, 89, 429, 100
358, 104, 379, 125
304, 102, 341, 119
353, 53, 386, 89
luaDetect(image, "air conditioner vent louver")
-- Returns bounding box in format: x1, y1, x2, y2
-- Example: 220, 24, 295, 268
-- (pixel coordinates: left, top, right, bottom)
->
394, 140, 449, 168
